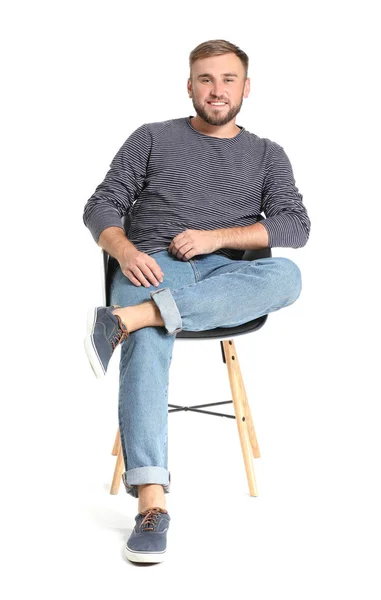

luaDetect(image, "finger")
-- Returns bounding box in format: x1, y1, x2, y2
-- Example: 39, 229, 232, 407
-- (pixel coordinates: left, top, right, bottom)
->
168, 231, 187, 252
130, 266, 151, 288
139, 264, 161, 287
176, 243, 193, 260
148, 260, 164, 282
125, 271, 142, 286
151, 267, 164, 283
181, 247, 195, 261
171, 238, 189, 257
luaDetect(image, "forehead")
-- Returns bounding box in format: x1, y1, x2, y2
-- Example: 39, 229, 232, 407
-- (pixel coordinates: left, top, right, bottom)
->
192, 53, 244, 77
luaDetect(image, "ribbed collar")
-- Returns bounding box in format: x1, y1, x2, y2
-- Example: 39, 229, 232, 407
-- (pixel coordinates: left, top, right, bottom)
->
186, 116, 245, 141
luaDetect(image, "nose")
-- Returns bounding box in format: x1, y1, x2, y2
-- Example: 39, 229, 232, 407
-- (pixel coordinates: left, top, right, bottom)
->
210, 82, 227, 99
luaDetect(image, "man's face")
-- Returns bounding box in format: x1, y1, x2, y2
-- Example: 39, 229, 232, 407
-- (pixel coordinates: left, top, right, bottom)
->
187, 53, 250, 126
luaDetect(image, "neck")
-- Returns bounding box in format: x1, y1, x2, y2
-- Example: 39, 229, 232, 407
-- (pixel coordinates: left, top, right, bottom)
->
190, 116, 241, 138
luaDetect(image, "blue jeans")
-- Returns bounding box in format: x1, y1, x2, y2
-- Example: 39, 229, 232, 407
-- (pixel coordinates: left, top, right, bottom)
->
109, 250, 302, 498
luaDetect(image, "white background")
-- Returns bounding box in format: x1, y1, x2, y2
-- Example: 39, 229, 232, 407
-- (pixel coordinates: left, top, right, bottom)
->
1, 0, 380, 597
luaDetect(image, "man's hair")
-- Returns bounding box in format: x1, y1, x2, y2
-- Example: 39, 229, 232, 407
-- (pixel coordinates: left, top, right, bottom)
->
189, 39, 249, 80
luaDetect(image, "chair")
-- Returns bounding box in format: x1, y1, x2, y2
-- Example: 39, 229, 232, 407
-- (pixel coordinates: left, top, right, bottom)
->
102, 216, 272, 497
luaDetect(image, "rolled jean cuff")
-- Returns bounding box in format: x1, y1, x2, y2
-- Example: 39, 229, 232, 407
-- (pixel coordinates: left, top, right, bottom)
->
150, 287, 182, 334
121, 469, 171, 498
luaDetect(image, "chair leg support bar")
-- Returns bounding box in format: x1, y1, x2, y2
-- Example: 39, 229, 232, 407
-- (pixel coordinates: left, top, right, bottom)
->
222, 339, 260, 497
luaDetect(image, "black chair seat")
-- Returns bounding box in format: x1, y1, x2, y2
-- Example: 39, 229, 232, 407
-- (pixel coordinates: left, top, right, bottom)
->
176, 315, 268, 339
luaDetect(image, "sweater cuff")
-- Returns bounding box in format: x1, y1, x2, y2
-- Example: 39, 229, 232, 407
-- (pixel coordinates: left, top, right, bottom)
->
84, 208, 124, 243
260, 215, 308, 248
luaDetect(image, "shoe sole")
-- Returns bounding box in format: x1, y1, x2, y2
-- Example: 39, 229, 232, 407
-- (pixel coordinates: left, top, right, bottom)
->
125, 545, 166, 563
84, 308, 106, 379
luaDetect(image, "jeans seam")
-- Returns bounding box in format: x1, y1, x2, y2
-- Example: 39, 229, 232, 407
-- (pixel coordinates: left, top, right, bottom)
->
188, 258, 201, 282
118, 385, 128, 476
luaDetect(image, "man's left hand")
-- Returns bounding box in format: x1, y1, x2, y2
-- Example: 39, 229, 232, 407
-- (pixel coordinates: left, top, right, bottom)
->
168, 229, 221, 260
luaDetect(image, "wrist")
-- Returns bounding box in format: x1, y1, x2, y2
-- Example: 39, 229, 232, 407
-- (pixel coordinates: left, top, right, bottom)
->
116, 241, 136, 263
213, 229, 224, 250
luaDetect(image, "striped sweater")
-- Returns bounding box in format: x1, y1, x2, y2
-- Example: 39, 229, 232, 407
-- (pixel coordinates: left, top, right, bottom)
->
83, 116, 310, 260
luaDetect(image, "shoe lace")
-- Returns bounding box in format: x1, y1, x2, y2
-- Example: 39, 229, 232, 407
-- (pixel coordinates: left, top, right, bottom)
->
111, 314, 129, 350
139, 507, 167, 531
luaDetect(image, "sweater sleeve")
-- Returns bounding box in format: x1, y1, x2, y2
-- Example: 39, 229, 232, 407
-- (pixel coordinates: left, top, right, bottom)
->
83, 123, 152, 243
260, 143, 311, 248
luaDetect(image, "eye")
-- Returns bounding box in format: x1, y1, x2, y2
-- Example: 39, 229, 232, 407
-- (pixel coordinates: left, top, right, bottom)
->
201, 78, 234, 83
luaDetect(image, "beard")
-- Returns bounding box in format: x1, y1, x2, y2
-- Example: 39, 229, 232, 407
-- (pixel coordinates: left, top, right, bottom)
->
191, 94, 244, 126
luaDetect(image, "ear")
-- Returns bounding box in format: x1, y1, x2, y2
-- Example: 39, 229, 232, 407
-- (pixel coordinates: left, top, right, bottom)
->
187, 78, 192, 97
243, 77, 250, 99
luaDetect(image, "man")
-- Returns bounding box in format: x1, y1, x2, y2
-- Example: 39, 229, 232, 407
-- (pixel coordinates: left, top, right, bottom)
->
83, 39, 311, 564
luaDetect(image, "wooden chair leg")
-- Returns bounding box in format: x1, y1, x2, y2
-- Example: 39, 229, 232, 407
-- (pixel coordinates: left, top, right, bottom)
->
111, 428, 121, 456
222, 339, 260, 497
110, 429, 124, 495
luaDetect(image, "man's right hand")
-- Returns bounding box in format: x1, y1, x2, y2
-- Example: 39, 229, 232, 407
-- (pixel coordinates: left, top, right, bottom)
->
117, 247, 164, 288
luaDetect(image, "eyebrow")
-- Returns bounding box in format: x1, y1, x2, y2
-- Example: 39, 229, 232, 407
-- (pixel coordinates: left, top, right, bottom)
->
197, 72, 239, 78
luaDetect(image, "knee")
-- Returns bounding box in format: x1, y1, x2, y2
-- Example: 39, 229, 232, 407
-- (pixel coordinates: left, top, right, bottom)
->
123, 326, 169, 350
120, 327, 174, 366
276, 257, 302, 304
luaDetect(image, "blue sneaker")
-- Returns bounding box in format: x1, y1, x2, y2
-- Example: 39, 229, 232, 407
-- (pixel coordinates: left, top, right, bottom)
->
125, 507, 170, 564
84, 306, 129, 379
